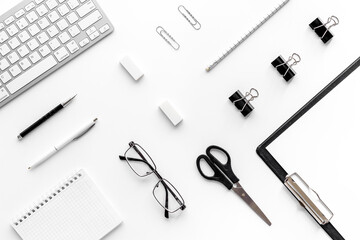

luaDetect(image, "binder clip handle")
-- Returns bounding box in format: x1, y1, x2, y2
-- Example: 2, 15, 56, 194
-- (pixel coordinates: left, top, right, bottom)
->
313, 16, 339, 39
233, 88, 259, 112
286, 53, 301, 68
274, 53, 301, 80
322, 16, 339, 30
275, 53, 301, 70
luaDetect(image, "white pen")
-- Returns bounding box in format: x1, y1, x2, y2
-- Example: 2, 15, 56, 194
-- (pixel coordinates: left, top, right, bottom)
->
28, 118, 98, 170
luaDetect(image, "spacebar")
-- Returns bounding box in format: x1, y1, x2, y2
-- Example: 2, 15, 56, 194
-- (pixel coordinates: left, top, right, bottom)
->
7, 56, 57, 94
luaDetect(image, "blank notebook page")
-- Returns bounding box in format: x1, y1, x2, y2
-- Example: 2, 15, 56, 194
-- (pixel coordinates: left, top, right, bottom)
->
11, 170, 122, 240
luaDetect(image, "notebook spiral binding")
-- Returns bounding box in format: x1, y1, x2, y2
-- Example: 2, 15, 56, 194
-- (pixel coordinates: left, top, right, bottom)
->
206, 0, 290, 72
12, 171, 83, 226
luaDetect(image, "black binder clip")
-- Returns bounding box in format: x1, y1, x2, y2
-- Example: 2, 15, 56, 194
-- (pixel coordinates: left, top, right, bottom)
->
229, 88, 259, 117
271, 53, 301, 81
309, 16, 339, 44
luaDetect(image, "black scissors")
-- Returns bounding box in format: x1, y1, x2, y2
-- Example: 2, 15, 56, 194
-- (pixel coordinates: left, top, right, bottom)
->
196, 145, 271, 226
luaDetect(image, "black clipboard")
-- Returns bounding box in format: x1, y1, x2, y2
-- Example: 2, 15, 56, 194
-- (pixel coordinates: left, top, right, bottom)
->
256, 57, 360, 240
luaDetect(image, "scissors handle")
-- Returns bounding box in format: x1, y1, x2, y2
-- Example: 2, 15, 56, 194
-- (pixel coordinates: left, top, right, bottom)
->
206, 145, 239, 184
196, 155, 234, 189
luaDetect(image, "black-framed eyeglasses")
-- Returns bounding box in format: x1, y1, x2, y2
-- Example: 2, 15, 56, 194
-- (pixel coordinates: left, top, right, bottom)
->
119, 141, 186, 218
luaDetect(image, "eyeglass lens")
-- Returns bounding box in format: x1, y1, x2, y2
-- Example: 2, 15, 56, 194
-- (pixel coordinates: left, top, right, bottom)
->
125, 144, 156, 177
153, 179, 185, 213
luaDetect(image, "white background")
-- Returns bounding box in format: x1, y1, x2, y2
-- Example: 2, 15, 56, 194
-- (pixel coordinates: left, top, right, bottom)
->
0, 0, 359, 239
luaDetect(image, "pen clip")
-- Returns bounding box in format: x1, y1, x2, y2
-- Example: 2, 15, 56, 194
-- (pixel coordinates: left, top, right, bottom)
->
73, 121, 96, 141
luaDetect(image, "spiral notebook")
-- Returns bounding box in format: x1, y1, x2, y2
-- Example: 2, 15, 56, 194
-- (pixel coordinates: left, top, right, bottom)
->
11, 170, 122, 240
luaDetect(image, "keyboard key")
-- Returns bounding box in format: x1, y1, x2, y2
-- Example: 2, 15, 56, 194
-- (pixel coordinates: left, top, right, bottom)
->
8, 37, 21, 49
86, 26, 96, 35
5, 16, 15, 25
77, 1, 95, 18
18, 30, 30, 42
67, 0, 79, 10
66, 12, 79, 24
58, 32, 70, 43
59, 0, 66, 2
37, 32, 49, 44
89, 30, 99, 40
78, 10, 102, 30
79, 37, 89, 47
66, 40, 79, 53
36, 4, 48, 17
99, 24, 110, 33
29, 51, 41, 63
26, 11, 39, 23
57, 19, 69, 31
0, 58, 10, 70
27, 38, 40, 50
48, 11, 60, 23
6, 24, 19, 37
0, 23, 4, 30
38, 17, 50, 29
0, 71, 12, 83
9, 64, 22, 77
25, 2, 36, 11
68, 25, 80, 37
0, 31, 9, 43
0, 44, 11, 56
48, 38, 60, 50
39, 44, 51, 56
47, 25, 59, 37
15, 9, 26, 18
7, 55, 57, 94
35, 0, 45, 4
16, 18, 29, 30
54, 47, 69, 62
58, 4, 70, 16
46, 0, 58, 10
18, 45, 30, 57
28, 24, 40, 36
19, 58, 31, 70
0, 87, 9, 102
8, 52, 20, 64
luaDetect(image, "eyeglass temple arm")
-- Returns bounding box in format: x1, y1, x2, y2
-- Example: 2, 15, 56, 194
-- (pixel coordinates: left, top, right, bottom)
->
119, 155, 155, 171
160, 179, 186, 211
163, 183, 170, 218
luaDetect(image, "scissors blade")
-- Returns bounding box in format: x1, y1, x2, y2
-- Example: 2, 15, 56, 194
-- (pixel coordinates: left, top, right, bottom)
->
232, 182, 272, 226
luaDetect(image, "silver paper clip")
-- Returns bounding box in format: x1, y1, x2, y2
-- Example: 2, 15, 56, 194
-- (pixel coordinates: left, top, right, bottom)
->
284, 173, 334, 225
178, 5, 201, 30
156, 26, 180, 50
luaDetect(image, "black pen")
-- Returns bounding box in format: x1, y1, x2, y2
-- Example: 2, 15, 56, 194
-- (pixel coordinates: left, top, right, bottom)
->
17, 95, 77, 140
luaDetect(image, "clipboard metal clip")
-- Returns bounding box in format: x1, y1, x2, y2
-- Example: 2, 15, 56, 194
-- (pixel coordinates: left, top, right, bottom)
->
284, 173, 334, 225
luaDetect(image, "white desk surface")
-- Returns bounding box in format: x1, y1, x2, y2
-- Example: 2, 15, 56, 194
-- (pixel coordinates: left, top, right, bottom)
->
1, 0, 359, 239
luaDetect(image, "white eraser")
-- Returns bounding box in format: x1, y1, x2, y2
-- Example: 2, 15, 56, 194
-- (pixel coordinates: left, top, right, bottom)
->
159, 101, 183, 126
120, 56, 144, 81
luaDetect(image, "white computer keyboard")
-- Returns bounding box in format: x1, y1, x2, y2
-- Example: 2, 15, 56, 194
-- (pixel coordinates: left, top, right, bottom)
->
0, 0, 113, 108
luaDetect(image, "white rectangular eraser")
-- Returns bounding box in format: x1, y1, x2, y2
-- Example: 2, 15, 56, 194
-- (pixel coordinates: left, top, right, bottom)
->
159, 101, 183, 126
120, 56, 144, 81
